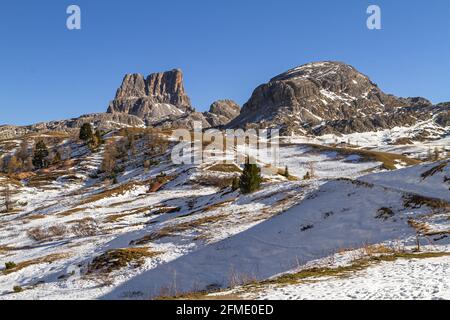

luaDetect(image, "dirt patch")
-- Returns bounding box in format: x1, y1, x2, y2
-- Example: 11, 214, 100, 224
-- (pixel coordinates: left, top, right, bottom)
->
306, 144, 421, 170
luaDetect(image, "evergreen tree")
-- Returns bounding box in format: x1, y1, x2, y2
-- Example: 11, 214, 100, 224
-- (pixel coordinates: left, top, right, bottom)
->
2, 184, 12, 213
303, 171, 311, 180
32, 140, 49, 169
239, 157, 262, 194
283, 166, 290, 178
79, 123, 94, 142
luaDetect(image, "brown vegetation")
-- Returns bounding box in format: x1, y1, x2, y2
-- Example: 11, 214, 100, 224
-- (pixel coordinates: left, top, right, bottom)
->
87, 248, 157, 274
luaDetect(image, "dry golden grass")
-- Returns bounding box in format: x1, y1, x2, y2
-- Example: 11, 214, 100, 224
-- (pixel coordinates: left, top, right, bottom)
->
57, 207, 85, 217
403, 194, 450, 210
156, 291, 243, 300
265, 251, 450, 286
78, 182, 141, 206
87, 248, 157, 274
104, 207, 150, 223
22, 214, 47, 222
2, 253, 69, 275
421, 161, 449, 179
131, 214, 227, 245
305, 143, 421, 170
207, 163, 242, 173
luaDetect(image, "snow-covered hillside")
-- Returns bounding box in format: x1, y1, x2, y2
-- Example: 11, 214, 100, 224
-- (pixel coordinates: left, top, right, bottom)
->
0, 129, 448, 300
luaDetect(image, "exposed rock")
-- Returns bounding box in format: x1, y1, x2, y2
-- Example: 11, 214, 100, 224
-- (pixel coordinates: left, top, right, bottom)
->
204, 100, 241, 127
107, 69, 193, 125
227, 61, 447, 135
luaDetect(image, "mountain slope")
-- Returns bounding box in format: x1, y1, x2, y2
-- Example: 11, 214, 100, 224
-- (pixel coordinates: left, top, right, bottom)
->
102, 161, 450, 299
228, 61, 449, 136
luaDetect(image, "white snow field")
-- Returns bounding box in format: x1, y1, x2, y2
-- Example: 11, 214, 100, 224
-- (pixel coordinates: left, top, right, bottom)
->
102, 162, 449, 299
250, 253, 450, 300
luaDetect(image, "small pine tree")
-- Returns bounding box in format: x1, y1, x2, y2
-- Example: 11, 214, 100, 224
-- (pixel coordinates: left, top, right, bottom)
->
239, 157, 262, 194
231, 177, 240, 191
32, 140, 49, 169
79, 123, 94, 142
283, 166, 290, 178
303, 171, 311, 180
2, 185, 12, 213
52, 151, 62, 165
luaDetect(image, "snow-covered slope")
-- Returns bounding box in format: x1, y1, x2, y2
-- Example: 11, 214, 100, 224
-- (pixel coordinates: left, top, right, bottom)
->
0, 129, 448, 300
102, 164, 449, 299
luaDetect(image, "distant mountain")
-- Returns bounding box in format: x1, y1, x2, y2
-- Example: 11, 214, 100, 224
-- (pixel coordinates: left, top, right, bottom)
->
227, 61, 449, 136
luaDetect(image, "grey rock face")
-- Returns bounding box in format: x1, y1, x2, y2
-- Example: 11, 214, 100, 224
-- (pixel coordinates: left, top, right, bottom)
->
227, 61, 447, 135
108, 69, 193, 124
204, 100, 241, 127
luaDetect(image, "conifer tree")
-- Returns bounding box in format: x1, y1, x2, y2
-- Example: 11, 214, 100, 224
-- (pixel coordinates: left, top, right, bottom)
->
32, 140, 49, 169
79, 123, 94, 142
239, 157, 262, 194
284, 165, 290, 178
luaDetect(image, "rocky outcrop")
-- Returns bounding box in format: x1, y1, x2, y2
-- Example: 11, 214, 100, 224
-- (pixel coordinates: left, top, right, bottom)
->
204, 100, 241, 127
227, 61, 447, 135
107, 69, 193, 124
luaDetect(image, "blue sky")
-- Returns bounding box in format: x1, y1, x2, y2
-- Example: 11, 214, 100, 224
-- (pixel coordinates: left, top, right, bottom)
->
0, 0, 449, 125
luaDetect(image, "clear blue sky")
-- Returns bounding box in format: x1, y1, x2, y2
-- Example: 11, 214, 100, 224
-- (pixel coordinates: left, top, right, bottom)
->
1, 0, 449, 125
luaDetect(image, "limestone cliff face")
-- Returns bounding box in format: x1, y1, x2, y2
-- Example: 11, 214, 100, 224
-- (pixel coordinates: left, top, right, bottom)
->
227, 61, 447, 135
203, 100, 241, 127
107, 69, 193, 124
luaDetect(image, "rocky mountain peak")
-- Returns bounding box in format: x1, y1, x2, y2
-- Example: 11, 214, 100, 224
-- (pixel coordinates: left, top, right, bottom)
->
108, 69, 193, 124
227, 61, 441, 135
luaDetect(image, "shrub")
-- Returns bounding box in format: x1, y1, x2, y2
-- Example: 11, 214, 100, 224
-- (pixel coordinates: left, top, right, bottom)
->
5, 261, 16, 270
27, 224, 67, 242
13, 286, 23, 293
70, 218, 98, 237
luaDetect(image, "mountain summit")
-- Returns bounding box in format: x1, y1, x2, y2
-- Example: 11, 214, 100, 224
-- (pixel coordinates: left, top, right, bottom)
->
107, 69, 193, 124
228, 61, 446, 135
